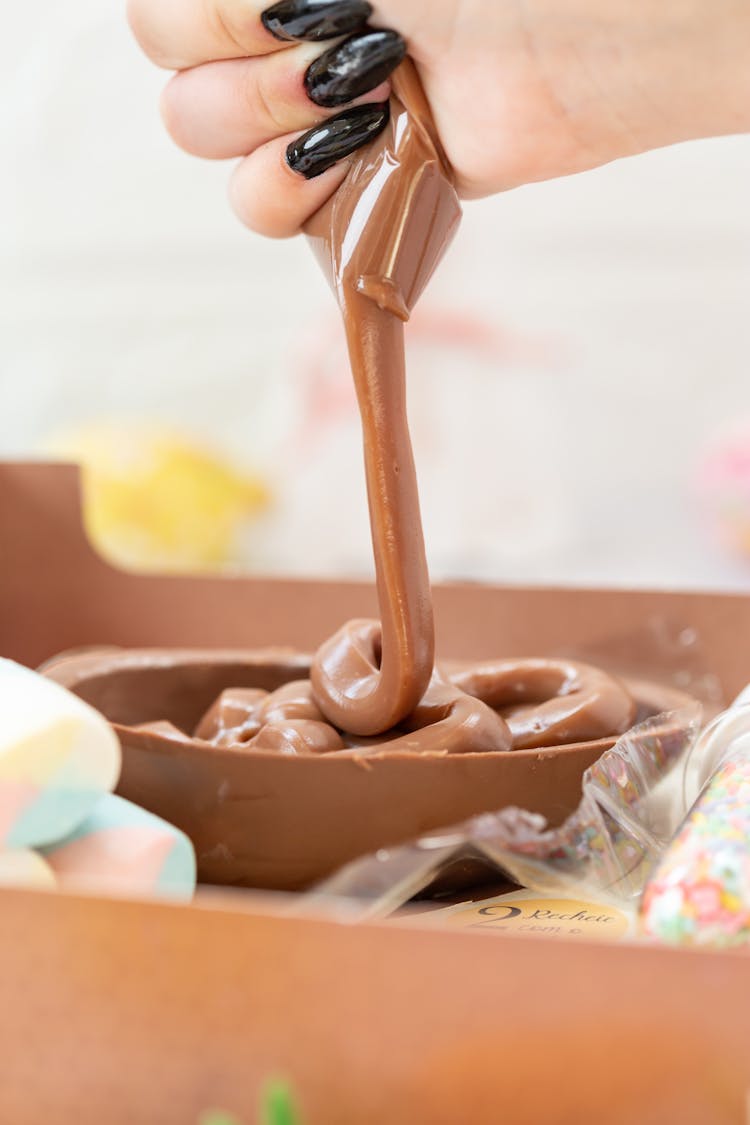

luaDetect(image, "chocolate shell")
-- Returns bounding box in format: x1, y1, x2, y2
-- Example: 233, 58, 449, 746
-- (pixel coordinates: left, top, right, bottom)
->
43, 648, 694, 891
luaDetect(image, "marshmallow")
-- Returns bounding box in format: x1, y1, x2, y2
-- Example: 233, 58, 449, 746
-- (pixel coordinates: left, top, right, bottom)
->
0, 849, 56, 889
41, 794, 196, 901
0, 659, 121, 848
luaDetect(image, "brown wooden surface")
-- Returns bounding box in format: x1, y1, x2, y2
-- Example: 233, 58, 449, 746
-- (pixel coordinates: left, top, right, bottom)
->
0, 886, 748, 1124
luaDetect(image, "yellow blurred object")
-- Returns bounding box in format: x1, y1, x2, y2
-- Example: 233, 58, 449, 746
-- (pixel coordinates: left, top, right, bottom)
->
47, 425, 271, 573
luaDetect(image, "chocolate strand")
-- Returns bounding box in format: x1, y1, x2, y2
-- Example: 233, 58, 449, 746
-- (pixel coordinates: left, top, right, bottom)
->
305, 62, 460, 735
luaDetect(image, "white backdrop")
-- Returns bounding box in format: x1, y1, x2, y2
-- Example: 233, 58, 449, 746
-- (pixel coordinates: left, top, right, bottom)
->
2, 0, 750, 588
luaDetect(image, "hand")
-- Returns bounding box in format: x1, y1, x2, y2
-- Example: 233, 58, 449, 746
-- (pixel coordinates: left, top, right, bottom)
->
128, 0, 750, 237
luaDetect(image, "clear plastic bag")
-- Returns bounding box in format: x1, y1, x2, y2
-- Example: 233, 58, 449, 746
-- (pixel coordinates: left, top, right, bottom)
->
306, 704, 703, 920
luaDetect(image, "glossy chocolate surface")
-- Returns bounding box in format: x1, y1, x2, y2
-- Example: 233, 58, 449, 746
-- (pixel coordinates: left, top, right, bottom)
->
304, 62, 462, 737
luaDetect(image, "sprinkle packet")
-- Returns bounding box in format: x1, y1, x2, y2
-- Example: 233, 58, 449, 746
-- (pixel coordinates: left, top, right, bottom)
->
640, 688, 750, 947
305, 705, 703, 920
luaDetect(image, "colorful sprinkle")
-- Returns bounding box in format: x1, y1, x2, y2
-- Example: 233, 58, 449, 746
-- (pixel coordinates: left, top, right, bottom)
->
641, 756, 750, 946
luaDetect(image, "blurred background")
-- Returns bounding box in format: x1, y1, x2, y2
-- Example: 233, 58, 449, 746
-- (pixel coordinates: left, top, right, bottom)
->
2, 0, 750, 588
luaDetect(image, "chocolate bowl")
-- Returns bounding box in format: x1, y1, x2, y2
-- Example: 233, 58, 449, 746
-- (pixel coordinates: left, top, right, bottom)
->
42, 647, 695, 891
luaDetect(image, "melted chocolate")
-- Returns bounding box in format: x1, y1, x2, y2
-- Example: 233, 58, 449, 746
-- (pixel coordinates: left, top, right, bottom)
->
186, 651, 637, 756
126, 61, 642, 757
302, 61, 634, 753
43, 647, 697, 889
305, 61, 461, 738
38, 61, 701, 889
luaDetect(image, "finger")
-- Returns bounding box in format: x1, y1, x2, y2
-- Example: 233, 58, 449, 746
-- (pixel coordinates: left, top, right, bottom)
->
127, 0, 286, 70
229, 135, 348, 238
229, 103, 389, 237
127, 0, 378, 71
161, 41, 391, 160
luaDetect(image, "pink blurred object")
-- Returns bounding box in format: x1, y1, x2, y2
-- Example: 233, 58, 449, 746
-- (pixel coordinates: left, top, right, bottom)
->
697, 421, 750, 559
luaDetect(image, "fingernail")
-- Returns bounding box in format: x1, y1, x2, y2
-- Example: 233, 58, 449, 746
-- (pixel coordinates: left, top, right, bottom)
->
261, 0, 373, 43
305, 29, 407, 109
286, 102, 390, 179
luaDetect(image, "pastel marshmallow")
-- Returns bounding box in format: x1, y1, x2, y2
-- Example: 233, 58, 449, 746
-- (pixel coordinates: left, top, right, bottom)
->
0, 849, 56, 890
41, 794, 196, 901
0, 659, 121, 849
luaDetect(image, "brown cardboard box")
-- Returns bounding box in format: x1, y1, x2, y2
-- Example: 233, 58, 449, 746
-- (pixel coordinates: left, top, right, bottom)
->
2, 461, 750, 1124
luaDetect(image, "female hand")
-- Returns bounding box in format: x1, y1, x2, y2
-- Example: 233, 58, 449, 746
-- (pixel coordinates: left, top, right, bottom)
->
128, 0, 750, 237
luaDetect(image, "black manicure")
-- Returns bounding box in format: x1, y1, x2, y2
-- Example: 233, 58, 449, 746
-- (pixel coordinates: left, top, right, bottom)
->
261, 0, 373, 43
286, 102, 390, 179
305, 29, 407, 109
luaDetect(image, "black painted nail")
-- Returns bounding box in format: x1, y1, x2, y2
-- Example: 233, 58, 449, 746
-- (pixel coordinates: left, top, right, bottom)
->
286, 102, 390, 178
261, 0, 372, 43
305, 29, 407, 109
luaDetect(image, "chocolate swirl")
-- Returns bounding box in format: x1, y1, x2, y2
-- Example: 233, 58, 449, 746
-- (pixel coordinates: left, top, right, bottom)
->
194, 682, 345, 753
305, 61, 461, 738
185, 643, 637, 758
448, 658, 638, 750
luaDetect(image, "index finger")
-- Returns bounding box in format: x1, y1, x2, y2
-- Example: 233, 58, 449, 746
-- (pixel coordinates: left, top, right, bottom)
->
127, 0, 287, 70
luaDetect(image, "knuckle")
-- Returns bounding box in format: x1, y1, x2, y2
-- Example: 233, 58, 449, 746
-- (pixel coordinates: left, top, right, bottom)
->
211, 2, 261, 57
126, 0, 183, 69
241, 65, 289, 137
159, 79, 194, 152
229, 170, 297, 239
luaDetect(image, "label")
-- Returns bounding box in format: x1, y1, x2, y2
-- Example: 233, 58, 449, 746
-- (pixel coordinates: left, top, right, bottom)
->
424, 891, 633, 941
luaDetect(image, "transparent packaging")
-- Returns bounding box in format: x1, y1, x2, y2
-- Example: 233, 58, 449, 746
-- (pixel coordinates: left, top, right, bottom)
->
306, 704, 703, 920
